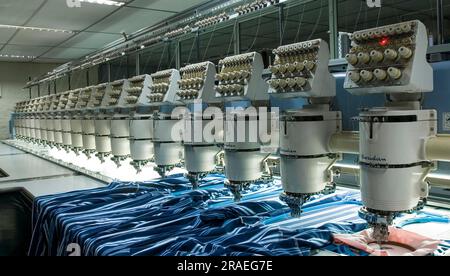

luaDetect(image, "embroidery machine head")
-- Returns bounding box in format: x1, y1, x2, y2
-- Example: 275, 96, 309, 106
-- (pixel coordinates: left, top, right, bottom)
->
344, 20, 435, 243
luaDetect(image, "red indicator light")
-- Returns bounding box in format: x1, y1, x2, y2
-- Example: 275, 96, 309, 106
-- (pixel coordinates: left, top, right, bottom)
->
379, 37, 390, 46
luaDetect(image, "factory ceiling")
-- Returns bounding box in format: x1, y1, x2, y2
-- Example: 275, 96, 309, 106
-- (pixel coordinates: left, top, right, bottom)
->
0, 0, 209, 64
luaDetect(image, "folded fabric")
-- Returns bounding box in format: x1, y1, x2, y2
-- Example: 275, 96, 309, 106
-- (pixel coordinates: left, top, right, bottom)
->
333, 226, 441, 256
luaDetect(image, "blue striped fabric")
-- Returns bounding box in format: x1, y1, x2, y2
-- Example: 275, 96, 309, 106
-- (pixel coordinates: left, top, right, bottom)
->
29, 174, 230, 256
74, 185, 284, 256
29, 175, 284, 256
29, 174, 450, 256
125, 191, 367, 256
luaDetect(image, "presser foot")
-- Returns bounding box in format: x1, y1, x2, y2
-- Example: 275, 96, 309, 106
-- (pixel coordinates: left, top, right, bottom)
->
280, 183, 337, 218
155, 165, 175, 178
279, 193, 310, 218
224, 180, 252, 202
359, 198, 427, 245
72, 147, 82, 156
82, 149, 96, 159
186, 172, 209, 190
62, 145, 71, 153
130, 160, 150, 173
358, 208, 397, 245
224, 174, 275, 202
95, 152, 110, 163
111, 155, 129, 168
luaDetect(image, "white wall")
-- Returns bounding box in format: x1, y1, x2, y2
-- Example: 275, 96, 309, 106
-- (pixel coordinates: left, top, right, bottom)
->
0, 61, 60, 139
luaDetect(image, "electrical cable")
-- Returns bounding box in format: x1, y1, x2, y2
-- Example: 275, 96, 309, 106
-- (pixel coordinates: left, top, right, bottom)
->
353, 0, 364, 32
307, 0, 324, 40
242, 9, 263, 53
157, 43, 168, 71
279, 5, 290, 44
294, 3, 306, 43
226, 17, 239, 55
187, 33, 198, 64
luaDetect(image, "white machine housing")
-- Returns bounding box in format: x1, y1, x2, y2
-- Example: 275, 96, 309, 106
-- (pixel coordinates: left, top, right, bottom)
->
183, 114, 223, 174
280, 110, 341, 194
51, 93, 64, 146
359, 109, 436, 211
35, 96, 46, 143
152, 112, 184, 167
39, 95, 53, 144
267, 39, 340, 202
215, 52, 271, 185
223, 108, 273, 183
44, 95, 58, 145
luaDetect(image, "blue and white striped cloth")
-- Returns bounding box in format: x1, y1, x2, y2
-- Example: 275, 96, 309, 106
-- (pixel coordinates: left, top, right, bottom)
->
29, 175, 284, 256
29, 174, 450, 256
29, 174, 228, 256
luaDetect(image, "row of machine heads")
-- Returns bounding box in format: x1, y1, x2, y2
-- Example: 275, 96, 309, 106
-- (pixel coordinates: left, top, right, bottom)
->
14, 20, 438, 244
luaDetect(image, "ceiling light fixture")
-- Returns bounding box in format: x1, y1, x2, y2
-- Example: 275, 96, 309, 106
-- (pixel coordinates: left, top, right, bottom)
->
78, 0, 126, 7
0, 24, 74, 34
0, 54, 36, 59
